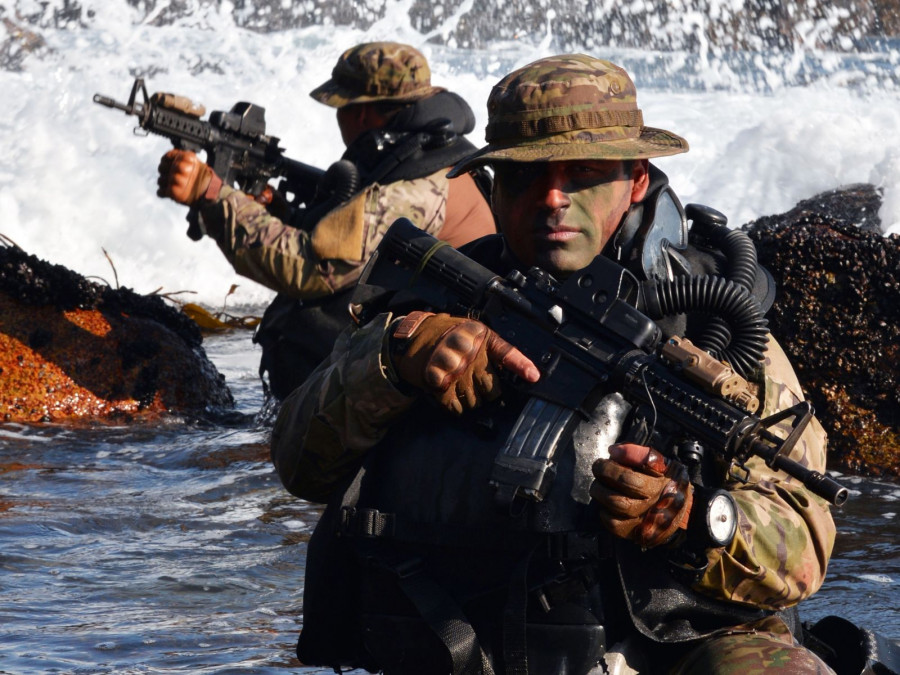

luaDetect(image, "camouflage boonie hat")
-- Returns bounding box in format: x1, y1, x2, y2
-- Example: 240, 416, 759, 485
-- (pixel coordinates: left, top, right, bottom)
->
310, 42, 445, 108
448, 54, 688, 176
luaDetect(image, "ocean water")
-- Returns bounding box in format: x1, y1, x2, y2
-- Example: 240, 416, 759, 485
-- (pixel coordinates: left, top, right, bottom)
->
1, 1, 899, 673
1, 329, 898, 674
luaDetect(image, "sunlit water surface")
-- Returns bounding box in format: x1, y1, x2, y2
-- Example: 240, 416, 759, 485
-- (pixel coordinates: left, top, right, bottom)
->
0, 328, 897, 674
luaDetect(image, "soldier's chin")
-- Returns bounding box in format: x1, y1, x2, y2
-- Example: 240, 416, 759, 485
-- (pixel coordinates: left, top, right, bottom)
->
533, 246, 591, 278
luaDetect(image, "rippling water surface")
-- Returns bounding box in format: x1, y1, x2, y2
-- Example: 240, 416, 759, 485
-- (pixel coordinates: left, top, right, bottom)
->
1, 328, 898, 674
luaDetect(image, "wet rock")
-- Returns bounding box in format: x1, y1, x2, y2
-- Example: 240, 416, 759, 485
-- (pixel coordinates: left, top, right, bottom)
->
743, 184, 900, 478
0, 242, 234, 423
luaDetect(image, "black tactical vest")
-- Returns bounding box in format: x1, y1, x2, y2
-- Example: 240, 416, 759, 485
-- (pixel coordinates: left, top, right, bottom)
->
252, 288, 357, 401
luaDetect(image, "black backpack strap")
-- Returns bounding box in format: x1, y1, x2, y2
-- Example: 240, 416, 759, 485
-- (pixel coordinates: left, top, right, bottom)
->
339, 506, 540, 551
368, 551, 496, 675
502, 548, 537, 675
338, 474, 496, 674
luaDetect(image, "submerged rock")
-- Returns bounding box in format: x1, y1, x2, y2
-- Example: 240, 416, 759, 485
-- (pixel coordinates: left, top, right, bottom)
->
743, 184, 900, 478
0, 241, 234, 423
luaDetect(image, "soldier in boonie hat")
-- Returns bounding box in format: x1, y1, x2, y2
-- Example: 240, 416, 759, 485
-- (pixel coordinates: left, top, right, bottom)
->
447, 54, 691, 277
449, 53, 687, 176
155, 40, 495, 403
268, 52, 840, 675
310, 41, 445, 108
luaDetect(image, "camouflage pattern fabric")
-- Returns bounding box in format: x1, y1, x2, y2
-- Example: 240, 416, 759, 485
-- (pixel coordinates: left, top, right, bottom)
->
272, 324, 835, 613
672, 616, 836, 674
271, 312, 416, 503
449, 54, 689, 177
310, 41, 444, 108
199, 170, 450, 300
694, 336, 835, 610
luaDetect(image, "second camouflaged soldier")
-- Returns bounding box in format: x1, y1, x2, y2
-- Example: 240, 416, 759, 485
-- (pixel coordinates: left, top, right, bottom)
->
156, 42, 496, 400
271, 55, 837, 674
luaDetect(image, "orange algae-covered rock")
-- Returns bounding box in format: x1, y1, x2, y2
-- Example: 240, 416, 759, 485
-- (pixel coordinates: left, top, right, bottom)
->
0, 244, 233, 423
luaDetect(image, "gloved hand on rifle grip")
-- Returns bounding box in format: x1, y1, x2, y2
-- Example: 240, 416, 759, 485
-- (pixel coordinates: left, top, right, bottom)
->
157, 149, 222, 205
591, 443, 694, 549
390, 311, 540, 415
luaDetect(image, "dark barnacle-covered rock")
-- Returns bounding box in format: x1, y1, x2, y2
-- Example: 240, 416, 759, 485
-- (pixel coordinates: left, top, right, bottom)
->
743, 184, 900, 478
0, 241, 234, 423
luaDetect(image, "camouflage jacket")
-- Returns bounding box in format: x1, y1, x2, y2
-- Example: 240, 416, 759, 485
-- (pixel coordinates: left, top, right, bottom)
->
199, 169, 491, 299
272, 317, 835, 613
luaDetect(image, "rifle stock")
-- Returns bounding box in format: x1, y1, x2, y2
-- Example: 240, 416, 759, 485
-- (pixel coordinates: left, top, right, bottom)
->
360, 217, 849, 508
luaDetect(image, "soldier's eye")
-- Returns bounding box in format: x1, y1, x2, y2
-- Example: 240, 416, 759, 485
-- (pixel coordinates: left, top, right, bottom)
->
565, 162, 622, 187
494, 163, 545, 192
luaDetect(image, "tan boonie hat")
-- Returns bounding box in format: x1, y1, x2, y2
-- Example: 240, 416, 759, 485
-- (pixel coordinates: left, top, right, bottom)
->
448, 54, 688, 177
310, 42, 445, 108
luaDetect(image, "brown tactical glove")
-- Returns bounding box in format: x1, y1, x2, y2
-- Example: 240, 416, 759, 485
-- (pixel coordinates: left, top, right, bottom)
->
157, 149, 222, 205
591, 443, 694, 549
390, 311, 540, 415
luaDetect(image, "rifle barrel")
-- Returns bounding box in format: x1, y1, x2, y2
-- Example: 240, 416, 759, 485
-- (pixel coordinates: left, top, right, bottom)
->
93, 94, 138, 115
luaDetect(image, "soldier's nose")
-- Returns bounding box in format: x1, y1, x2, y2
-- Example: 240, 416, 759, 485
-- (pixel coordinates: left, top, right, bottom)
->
536, 164, 571, 210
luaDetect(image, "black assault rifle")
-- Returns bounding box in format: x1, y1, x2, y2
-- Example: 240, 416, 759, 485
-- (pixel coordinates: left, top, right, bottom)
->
359, 218, 849, 510
94, 77, 324, 240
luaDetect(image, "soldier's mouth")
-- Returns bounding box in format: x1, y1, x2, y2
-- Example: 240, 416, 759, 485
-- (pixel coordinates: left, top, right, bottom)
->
534, 225, 581, 243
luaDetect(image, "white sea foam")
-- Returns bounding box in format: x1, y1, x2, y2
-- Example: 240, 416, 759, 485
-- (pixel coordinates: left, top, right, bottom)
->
857, 573, 895, 584
3, 1, 899, 306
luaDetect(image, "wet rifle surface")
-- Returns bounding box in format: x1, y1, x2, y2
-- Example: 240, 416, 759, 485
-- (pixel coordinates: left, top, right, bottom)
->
94, 77, 322, 240
360, 218, 849, 509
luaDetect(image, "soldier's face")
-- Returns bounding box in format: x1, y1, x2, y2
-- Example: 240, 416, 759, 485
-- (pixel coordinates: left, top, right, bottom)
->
337, 103, 388, 146
492, 159, 649, 276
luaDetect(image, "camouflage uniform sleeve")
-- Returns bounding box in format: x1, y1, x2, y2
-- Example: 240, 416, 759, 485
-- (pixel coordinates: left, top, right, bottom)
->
199, 185, 360, 299
693, 335, 836, 610
270, 312, 418, 503
199, 171, 447, 299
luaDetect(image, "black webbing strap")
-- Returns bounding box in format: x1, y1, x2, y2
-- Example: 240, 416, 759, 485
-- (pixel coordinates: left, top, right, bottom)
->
340, 506, 396, 538
334, 466, 367, 524
502, 548, 535, 675
336, 473, 495, 674
386, 557, 496, 675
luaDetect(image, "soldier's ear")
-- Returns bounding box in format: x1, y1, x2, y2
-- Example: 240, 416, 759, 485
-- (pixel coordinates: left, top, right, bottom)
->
630, 159, 650, 203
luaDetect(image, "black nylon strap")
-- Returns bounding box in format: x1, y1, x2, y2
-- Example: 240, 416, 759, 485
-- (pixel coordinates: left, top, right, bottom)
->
502, 549, 535, 675
390, 563, 496, 675
340, 506, 395, 537
338, 471, 495, 674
